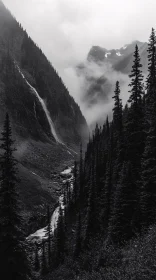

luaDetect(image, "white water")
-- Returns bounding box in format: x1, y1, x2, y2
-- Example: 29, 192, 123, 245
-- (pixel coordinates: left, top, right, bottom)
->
15, 64, 79, 156
16, 65, 61, 143
27, 166, 73, 243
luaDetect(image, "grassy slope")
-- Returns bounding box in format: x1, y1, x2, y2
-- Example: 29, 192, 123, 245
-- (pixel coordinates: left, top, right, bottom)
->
45, 226, 156, 280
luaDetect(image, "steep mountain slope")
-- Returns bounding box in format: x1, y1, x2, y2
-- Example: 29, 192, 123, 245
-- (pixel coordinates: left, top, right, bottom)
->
0, 0, 88, 229
0, 1, 88, 146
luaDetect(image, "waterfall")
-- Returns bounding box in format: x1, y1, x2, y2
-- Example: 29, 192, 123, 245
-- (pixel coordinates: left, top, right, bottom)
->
16, 65, 61, 143
27, 166, 73, 243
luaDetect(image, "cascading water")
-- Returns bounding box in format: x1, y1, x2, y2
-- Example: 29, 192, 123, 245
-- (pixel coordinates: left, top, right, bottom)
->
27, 166, 73, 243
16, 65, 61, 144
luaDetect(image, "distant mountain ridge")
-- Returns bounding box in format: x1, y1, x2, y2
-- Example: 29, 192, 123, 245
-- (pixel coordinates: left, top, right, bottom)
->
87, 41, 148, 73
77, 40, 148, 112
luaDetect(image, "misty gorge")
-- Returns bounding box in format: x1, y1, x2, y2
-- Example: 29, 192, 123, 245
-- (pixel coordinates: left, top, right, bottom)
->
0, 0, 156, 279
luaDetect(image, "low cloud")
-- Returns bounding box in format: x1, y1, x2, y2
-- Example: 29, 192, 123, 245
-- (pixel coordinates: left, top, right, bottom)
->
3, 0, 151, 126
62, 60, 130, 126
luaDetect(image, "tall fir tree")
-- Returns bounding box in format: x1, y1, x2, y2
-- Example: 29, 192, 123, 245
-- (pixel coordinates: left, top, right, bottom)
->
0, 113, 30, 280
74, 212, 82, 258
141, 29, 156, 230
146, 28, 156, 91
55, 207, 65, 264
73, 161, 78, 205
112, 81, 123, 183
128, 45, 144, 105
109, 162, 135, 244
34, 242, 40, 271
79, 142, 84, 204
41, 241, 47, 275
125, 45, 144, 231
46, 206, 52, 268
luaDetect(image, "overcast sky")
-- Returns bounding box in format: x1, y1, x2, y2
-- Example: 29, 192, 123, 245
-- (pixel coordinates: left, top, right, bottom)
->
2, 0, 156, 124
3, 0, 156, 70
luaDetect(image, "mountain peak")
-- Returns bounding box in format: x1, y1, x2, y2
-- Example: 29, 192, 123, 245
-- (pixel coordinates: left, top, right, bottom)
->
87, 46, 107, 62
87, 41, 147, 64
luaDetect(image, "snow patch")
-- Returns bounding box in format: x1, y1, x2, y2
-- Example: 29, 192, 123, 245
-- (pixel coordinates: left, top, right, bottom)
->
105, 52, 111, 58
122, 45, 127, 50
31, 171, 37, 176
116, 51, 122, 56
61, 167, 72, 175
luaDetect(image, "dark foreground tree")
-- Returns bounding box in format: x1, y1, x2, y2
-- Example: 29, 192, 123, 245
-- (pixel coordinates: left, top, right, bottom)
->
74, 212, 82, 258
0, 113, 30, 280
46, 206, 52, 268
55, 207, 65, 265
34, 242, 40, 271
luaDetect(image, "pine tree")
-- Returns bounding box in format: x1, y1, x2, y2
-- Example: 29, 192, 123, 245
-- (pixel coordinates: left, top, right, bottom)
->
85, 153, 98, 245
128, 45, 144, 105
112, 81, 123, 182
46, 206, 52, 268
141, 29, 156, 230
146, 28, 156, 91
127, 45, 145, 171
112, 81, 122, 134
123, 46, 145, 231
102, 126, 113, 232
79, 142, 84, 203
73, 161, 78, 205
41, 241, 47, 275
109, 162, 135, 244
74, 212, 82, 258
55, 207, 65, 264
0, 113, 30, 280
34, 242, 40, 271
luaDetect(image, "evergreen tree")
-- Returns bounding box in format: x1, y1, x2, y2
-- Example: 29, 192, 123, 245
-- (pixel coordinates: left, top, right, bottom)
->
112, 81, 122, 134
124, 46, 144, 231
34, 242, 40, 271
73, 160, 78, 205
146, 28, 156, 91
112, 81, 123, 182
128, 45, 144, 105
79, 142, 84, 203
0, 113, 30, 280
74, 212, 82, 258
127, 45, 145, 171
46, 206, 52, 268
102, 126, 113, 232
141, 29, 156, 230
109, 162, 135, 244
55, 207, 65, 264
41, 241, 47, 275
85, 153, 98, 245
